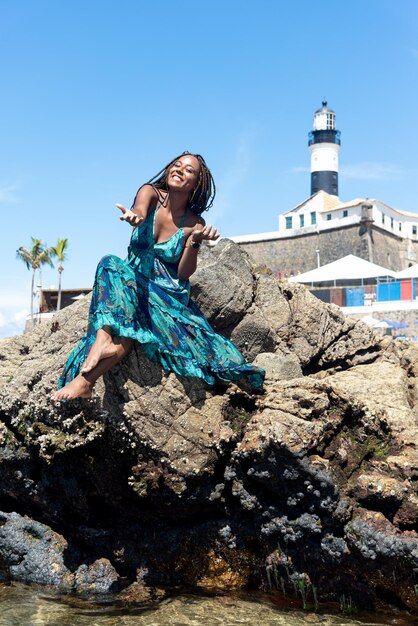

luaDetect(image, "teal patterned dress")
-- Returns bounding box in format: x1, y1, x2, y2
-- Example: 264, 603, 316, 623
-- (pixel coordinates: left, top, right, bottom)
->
58, 206, 265, 390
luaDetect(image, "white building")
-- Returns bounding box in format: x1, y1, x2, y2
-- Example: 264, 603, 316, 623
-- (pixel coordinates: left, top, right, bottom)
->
277, 191, 418, 241
231, 190, 418, 247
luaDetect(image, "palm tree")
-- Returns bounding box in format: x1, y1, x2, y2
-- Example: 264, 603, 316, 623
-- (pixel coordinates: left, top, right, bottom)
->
52, 238, 69, 312
16, 238, 55, 324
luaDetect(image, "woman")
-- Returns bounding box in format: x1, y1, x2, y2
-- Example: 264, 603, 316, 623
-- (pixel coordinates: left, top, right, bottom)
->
52, 153, 264, 401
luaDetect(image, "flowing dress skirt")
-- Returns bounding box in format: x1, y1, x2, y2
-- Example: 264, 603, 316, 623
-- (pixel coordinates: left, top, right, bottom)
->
58, 254, 265, 390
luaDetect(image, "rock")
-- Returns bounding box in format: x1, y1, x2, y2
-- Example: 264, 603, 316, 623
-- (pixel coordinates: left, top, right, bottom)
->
118, 581, 166, 603
253, 352, 303, 382
185, 548, 249, 591
0, 511, 74, 588
190, 240, 254, 334
0, 511, 120, 593
1, 240, 418, 614
74, 558, 119, 593
250, 272, 381, 371
0, 337, 24, 388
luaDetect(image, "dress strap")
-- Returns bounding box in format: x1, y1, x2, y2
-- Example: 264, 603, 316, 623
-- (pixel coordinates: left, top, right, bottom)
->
155, 189, 168, 212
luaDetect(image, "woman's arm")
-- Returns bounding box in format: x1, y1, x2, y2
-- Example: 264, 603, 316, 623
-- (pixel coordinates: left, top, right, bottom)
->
116, 184, 158, 226
177, 219, 220, 281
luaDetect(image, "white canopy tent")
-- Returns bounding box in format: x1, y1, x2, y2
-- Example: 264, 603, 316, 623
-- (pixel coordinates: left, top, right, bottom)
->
288, 254, 397, 284
360, 315, 381, 327
396, 264, 418, 279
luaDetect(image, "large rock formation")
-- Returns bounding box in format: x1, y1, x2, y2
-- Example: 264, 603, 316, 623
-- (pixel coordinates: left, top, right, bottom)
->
1, 240, 417, 611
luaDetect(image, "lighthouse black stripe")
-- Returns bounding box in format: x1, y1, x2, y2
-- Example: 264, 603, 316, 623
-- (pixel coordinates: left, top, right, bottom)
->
311, 171, 338, 196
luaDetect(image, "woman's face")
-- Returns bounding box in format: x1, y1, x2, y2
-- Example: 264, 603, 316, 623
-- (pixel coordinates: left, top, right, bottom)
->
167, 155, 200, 194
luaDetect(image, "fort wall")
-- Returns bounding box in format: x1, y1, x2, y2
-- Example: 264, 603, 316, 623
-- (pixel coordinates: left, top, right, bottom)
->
235, 223, 418, 276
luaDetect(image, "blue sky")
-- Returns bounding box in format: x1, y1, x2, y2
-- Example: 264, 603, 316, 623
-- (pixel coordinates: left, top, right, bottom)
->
1, 0, 418, 336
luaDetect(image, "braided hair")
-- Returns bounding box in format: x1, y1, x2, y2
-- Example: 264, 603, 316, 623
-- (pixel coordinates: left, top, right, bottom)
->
133, 152, 216, 216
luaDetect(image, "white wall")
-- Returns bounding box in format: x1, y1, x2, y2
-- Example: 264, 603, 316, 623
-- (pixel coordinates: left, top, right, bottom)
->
372, 202, 418, 239
279, 201, 418, 239
278, 210, 361, 235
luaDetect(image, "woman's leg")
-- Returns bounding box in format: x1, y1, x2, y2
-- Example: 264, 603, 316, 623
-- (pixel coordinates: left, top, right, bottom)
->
52, 337, 133, 401
56, 255, 141, 393
81, 325, 118, 374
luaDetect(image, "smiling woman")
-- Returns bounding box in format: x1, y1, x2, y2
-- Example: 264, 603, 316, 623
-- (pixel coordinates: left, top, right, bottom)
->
52, 152, 264, 401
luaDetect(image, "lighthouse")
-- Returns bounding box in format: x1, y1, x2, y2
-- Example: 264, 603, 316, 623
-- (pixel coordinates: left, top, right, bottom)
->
308, 101, 341, 197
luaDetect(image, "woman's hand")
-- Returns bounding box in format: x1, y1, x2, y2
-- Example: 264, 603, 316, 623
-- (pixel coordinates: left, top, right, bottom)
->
116, 203, 144, 227
178, 224, 220, 281
190, 224, 220, 244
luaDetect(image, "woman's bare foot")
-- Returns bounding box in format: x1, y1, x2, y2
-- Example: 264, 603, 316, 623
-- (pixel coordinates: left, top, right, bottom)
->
81, 328, 117, 374
52, 335, 133, 403
52, 375, 93, 401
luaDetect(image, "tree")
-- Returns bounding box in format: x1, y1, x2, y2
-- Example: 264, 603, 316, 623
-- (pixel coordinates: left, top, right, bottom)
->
52, 238, 69, 312
16, 238, 55, 324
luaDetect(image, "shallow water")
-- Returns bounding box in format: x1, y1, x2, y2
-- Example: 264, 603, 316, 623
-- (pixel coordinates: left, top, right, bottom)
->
0, 583, 415, 626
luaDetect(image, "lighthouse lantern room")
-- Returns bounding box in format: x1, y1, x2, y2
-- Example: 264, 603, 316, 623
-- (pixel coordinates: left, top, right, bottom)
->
308, 101, 341, 197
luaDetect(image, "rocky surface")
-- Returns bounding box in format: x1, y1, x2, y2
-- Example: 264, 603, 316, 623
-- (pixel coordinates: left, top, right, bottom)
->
0, 239, 417, 613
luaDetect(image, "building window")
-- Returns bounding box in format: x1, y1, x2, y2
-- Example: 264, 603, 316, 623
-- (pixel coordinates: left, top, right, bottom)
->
413, 225, 417, 235
299, 214, 305, 228
310, 211, 316, 225
326, 214, 332, 221
382, 214, 385, 224
343, 210, 348, 217
285, 216, 293, 230
399, 223, 402, 232
391, 217, 394, 229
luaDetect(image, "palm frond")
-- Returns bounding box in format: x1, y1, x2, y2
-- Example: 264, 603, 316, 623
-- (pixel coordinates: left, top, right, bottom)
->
52, 238, 69, 262
16, 238, 55, 270
30, 238, 44, 259
36, 249, 55, 269
16, 246, 32, 270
